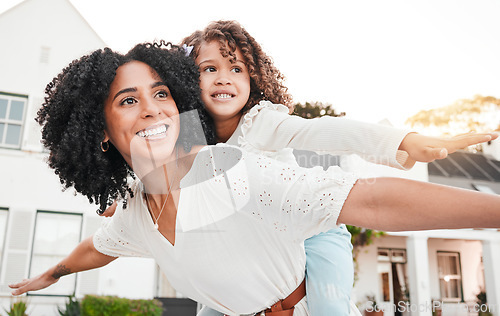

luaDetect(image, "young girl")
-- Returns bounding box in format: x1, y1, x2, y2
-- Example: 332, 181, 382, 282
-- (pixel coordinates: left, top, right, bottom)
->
178, 20, 498, 316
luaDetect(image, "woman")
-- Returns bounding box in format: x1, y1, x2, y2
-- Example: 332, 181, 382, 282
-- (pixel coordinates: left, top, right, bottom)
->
10, 43, 500, 316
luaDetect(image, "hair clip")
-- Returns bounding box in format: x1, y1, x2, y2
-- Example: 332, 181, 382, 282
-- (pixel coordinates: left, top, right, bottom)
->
182, 44, 194, 57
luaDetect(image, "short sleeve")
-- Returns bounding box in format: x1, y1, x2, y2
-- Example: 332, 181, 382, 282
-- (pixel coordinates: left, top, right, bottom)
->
93, 199, 152, 258
276, 166, 357, 241
228, 147, 358, 242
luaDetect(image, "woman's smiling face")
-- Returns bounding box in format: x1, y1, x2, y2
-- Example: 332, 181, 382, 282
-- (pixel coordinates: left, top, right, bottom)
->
103, 60, 180, 169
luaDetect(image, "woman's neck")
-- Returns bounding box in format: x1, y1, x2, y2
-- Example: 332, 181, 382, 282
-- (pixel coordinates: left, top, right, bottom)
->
139, 145, 202, 203
141, 162, 178, 207
214, 112, 242, 143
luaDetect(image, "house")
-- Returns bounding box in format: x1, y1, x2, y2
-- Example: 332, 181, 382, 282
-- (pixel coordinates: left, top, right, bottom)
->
348, 140, 500, 316
0, 0, 166, 314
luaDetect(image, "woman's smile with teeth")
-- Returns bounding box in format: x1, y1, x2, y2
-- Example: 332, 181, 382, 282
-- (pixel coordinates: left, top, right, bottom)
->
137, 124, 169, 138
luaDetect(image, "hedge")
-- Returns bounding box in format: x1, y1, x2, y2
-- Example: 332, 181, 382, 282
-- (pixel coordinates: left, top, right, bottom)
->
80, 295, 163, 316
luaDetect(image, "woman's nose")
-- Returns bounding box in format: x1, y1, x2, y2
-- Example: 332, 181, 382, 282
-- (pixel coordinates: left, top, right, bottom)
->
141, 97, 161, 118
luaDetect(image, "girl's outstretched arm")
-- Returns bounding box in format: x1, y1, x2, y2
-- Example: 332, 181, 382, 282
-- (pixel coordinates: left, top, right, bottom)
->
244, 104, 498, 169
9, 236, 116, 296
338, 177, 500, 231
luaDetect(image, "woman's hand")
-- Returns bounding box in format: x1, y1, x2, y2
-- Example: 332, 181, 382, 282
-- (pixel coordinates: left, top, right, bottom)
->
9, 271, 59, 296
399, 132, 498, 163
10, 236, 116, 296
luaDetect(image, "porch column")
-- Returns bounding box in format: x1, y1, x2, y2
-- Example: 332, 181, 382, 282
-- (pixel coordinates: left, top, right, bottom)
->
482, 239, 500, 316
406, 235, 432, 316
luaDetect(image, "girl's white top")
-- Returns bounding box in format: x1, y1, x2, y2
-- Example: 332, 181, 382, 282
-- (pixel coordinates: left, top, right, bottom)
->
94, 102, 412, 315
227, 101, 414, 169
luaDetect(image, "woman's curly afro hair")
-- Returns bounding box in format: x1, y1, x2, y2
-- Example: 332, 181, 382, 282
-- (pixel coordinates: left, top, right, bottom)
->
181, 20, 293, 113
36, 43, 215, 211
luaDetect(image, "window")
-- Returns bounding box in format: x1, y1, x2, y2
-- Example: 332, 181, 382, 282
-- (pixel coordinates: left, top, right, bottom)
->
0, 93, 27, 149
0, 208, 8, 273
29, 211, 82, 296
40, 46, 51, 64
378, 248, 407, 263
437, 252, 463, 301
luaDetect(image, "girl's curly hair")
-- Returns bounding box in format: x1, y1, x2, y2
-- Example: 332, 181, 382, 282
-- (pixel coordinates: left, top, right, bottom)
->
181, 20, 293, 113
36, 44, 215, 211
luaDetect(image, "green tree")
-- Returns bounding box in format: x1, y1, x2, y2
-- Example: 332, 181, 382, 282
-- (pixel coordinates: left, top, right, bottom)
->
293, 101, 345, 118
406, 95, 500, 136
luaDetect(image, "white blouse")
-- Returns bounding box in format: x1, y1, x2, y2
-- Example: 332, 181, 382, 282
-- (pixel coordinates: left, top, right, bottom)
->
94, 144, 358, 315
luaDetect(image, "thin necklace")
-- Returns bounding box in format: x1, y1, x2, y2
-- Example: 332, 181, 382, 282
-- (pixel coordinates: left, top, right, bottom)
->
144, 147, 178, 230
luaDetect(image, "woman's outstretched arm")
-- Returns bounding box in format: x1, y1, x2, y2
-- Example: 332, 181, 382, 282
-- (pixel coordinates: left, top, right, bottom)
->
338, 177, 500, 231
9, 236, 116, 296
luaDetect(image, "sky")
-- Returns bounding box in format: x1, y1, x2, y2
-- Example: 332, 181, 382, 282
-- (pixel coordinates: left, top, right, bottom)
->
1, 0, 499, 126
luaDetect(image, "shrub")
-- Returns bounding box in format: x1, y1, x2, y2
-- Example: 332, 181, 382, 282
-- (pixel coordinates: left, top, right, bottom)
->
80, 295, 163, 316
58, 295, 81, 316
4, 300, 28, 316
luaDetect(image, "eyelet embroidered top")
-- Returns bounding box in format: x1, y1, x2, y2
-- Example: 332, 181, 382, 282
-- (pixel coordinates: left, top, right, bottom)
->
93, 144, 357, 316
227, 100, 415, 170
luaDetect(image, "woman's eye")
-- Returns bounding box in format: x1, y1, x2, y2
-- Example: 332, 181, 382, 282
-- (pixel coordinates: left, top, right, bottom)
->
120, 97, 136, 106
231, 67, 242, 73
155, 90, 169, 98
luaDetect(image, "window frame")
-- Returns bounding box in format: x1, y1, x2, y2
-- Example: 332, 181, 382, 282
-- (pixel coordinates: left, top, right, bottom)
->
0, 91, 28, 149
437, 251, 464, 302
377, 247, 408, 264
28, 210, 83, 297
0, 208, 9, 275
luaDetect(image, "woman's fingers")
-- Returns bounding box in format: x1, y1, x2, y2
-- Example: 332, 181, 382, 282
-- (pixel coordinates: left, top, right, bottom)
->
9, 274, 58, 295
8, 279, 29, 289
9, 282, 31, 295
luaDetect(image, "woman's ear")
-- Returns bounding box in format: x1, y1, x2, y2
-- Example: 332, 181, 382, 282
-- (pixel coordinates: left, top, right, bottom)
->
102, 131, 110, 143
101, 132, 111, 153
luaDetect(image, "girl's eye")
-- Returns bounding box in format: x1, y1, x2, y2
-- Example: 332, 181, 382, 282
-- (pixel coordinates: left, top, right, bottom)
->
120, 97, 136, 106
231, 67, 243, 73
203, 66, 216, 73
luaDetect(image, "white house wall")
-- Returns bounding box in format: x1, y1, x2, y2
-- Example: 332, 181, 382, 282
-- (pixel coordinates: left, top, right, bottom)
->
0, 0, 105, 94
0, 0, 157, 314
354, 235, 488, 316
0, 0, 106, 152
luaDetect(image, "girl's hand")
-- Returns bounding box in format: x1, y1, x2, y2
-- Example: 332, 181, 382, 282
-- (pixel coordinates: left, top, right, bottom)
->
9, 272, 59, 296
399, 132, 499, 163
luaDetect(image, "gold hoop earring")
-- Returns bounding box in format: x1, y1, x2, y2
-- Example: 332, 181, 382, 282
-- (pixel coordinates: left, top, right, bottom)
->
100, 141, 109, 152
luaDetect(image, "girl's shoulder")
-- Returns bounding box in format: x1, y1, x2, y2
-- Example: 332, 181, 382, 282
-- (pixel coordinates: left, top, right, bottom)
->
245, 100, 290, 118
240, 101, 290, 139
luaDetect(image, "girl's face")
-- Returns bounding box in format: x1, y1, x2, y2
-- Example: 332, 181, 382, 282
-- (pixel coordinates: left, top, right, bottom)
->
103, 61, 180, 168
195, 41, 251, 122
